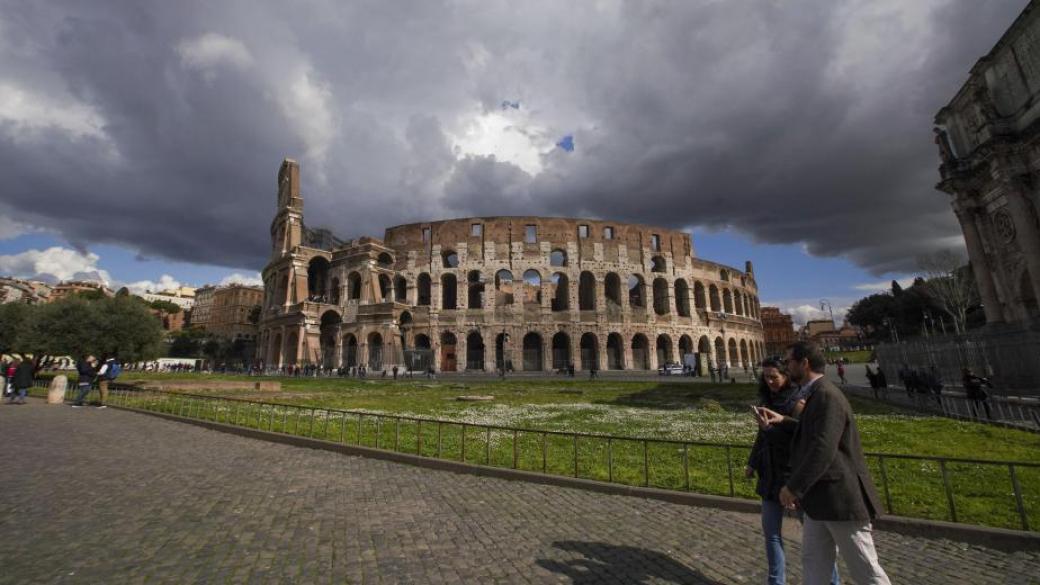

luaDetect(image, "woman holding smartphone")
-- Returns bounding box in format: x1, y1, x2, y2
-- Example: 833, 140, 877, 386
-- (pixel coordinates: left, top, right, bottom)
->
746, 358, 838, 585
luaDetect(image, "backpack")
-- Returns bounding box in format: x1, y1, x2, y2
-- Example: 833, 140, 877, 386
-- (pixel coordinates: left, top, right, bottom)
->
105, 362, 122, 380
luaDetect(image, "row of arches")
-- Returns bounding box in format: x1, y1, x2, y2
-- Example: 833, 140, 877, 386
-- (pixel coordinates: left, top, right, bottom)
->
287, 261, 761, 320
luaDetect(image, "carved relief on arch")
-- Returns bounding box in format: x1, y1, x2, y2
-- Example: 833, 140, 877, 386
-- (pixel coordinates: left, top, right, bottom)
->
992, 208, 1016, 244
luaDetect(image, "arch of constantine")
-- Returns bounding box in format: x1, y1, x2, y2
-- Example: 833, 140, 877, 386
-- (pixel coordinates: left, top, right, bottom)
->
258, 159, 765, 374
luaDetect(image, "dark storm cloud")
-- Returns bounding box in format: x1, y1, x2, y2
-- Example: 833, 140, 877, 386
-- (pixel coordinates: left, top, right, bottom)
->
0, 0, 1028, 274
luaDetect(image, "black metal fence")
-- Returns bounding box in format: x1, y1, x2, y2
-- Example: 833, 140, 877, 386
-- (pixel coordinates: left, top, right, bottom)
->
33, 381, 1039, 532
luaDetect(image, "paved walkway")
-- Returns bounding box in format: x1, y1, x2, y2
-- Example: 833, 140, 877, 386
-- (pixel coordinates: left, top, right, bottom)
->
1, 401, 1037, 584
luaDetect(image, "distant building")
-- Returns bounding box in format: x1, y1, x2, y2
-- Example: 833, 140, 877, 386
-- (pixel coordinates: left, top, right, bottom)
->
150, 307, 185, 332
140, 286, 196, 310
48, 280, 113, 302
760, 307, 796, 357
209, 285, 264, 340
0, 277, 51, 304
189, 284, 262, 341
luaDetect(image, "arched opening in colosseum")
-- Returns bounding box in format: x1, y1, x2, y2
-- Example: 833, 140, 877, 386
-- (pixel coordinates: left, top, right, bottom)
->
330, 278, 340, 304
379, 274, 392, 303
467, 271, 484, 309
550, 249, 567, 267
342, 334, 357, 368
495, 270, 514, 305
466, 331, 485, 371
694, 281, 706, 310
348, 272, 362, 300
270, 333, 282, 367
720, 269, 730, 282
398, 311, 413, 347
417, 273, 431, 305
708, 285, 720, 311
320, 311, 341, 368
440, 331, 457, 372
650, 256, 666, 273
377, 252, 394, 267
604, 273, 622, 308
495, 333, 508, 371
740, 340, 749, 369
523, 332, 543, 371
631, 334, 650, 369
394, 276, 407, 303
714, 337, 726, 367
414, 334, 431, 350
606, 333, 624, 370
722, 289, 733, 313
727, 338, 739, 368
697, 336, 711, 374
551, 332, 570, 371
307, 257, 330, 301
441, 274, 457, 310
524, 270, 542, 305
652, 278, 669, 315
674, 279, 690, 317
679, 335, 693, 362
628, 275, 645, 308
579, 271, 596, 310
551, 273, 569, 311
580, 333, 598, 370
656, 334, 673, 366
286, 331, 299, 365
442, 250, 459, 268
368, 332, 384, 370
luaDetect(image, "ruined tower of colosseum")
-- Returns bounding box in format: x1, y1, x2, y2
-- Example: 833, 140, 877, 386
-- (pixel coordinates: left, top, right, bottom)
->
258, 159, 765, 374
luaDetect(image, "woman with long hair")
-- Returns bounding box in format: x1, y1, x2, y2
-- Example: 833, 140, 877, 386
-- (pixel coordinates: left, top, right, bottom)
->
746, 358, 837, 584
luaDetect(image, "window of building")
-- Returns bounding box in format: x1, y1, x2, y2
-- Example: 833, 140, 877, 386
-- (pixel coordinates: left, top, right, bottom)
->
651, 234, 661, 251
603, 226, 614, 240
578, 224, 589, 238
422, 227, 431, 242
471, 223, 482, 237
525, 224, 537, 243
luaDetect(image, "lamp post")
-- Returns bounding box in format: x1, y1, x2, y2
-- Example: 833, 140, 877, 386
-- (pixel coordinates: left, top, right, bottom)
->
820, 299, 835, 328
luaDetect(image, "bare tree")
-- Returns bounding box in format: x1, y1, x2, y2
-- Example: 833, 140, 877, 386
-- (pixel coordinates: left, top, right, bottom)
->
916, 250, 978, 335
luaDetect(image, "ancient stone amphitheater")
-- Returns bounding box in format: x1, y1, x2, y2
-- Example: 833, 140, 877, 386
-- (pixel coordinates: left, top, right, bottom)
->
258, 160, 764, 374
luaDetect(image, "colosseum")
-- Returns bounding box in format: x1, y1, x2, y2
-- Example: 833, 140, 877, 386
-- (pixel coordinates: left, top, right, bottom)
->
258, 159, 765, 374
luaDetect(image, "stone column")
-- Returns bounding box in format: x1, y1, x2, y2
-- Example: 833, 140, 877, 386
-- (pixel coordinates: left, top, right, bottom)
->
955, 204, 1004, 324
1005, 180, 1040, 306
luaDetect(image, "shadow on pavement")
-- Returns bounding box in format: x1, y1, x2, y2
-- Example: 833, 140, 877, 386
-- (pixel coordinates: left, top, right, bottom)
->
536, 540, 725, 584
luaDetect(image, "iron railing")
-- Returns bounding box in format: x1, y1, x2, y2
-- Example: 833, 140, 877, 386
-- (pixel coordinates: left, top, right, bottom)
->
845, 384, 1040, 431
33, 381, 1039, 532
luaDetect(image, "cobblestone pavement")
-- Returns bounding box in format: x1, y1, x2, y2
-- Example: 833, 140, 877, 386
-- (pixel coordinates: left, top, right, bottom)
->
2, 401, 1038, 584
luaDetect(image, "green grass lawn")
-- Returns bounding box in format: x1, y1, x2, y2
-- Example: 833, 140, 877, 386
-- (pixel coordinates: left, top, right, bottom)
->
61, 372, 1040, 531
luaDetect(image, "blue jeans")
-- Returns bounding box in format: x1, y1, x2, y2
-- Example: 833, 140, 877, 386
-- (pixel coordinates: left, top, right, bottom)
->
761, 499, 787, 585
761, 499, 841, 585
74, 383, 92, 405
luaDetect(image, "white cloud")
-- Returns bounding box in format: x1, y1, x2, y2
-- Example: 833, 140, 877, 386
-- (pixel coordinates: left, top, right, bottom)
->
176, 33, 253, 73
123, 274, 183, 295
450, 107, 554, 175
0, 215, 34, 240
853, 277, 914, 292
0, 246, 111, 284
219, 272, 263, 287
0, 82, 109, 142
767, 302, 851, 329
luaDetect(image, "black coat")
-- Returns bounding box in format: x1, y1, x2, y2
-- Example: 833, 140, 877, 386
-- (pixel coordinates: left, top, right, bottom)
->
779, 377, 884, 521
12, 361, 35, 389
748, 387, 799, 500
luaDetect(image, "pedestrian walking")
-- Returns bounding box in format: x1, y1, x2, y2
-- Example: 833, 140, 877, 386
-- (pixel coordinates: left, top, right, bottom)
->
865, 365, 879, 399
746, 358, 839, 585
962, 368, 993, 419
71, 355, 98, 407
94, 356, 121, 408
9, 357, 35, 405
836, 360, 847, 386
589, 362, 598, 380
757, 342, 890, 585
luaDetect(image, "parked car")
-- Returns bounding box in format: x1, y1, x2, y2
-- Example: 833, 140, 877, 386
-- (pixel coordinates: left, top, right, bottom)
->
658, 362, 684, 376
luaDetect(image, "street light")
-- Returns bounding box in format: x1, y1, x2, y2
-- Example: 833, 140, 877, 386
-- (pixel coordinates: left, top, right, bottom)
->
820, 299, 835, 328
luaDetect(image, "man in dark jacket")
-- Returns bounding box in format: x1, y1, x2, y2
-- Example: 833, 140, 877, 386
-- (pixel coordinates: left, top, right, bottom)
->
9, 358, 35, 405
72, 355, 98, 407
758, 342, 890, 584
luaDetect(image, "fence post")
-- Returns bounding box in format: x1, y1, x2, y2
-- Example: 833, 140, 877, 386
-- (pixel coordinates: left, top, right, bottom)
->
357, 414, 363, 446
460, 423, 466, 462
340, 412, 347, 442
308, 408, 316, 437
513, 429, 519, 469
395, 418, 400, 451
437, 421, 443, 458
643, 440, 649, 488
683, 444, 690, 492
573, 435, 579, 478
607, 438, 613, 483
417, 420, 423, 454
376, 417, 382, 449
486, 427, 491, 465
878, 456, 894, 515
1010, 464, 1031, 531
939, 459, 957, 523
725, 445, 735, 497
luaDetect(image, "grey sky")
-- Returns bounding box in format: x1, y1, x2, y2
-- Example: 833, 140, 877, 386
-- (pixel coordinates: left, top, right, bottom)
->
0, 1, 1026, 274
